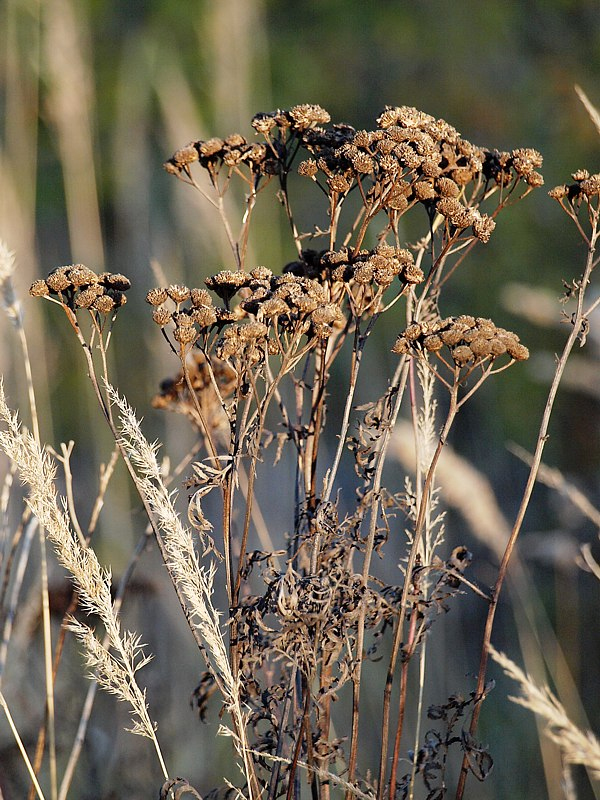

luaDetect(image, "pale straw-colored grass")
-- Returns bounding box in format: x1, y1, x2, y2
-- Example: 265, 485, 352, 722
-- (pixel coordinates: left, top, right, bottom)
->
105, 383, 258, 798
0, 382, 169, 781
489, 644, 600, 779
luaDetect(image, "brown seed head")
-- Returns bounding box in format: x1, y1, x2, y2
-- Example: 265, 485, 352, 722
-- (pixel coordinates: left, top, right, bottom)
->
152, 307, 172, 327
167, 284, 191, 303
191, 306, 218, 329
289, 104, 330, 130
102, 273, 131, 291
92, 295, 116, 314
75, 286, 104, 308
146, 287, 169, 306
46, 267, 72, 292
29, 280, 50, 297
68, 265, 98, 286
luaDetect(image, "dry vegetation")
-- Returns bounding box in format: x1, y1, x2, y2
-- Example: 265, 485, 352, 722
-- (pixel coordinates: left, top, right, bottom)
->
1, 97, 600, 800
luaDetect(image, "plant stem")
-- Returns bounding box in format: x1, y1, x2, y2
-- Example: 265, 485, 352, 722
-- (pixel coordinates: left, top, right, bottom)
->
455, 203, 599, 800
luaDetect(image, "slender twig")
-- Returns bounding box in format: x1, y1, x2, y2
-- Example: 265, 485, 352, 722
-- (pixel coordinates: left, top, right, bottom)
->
455, 200, 599, 800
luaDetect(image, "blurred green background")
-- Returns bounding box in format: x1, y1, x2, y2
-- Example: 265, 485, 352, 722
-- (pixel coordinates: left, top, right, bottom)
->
1, 1, 600, 798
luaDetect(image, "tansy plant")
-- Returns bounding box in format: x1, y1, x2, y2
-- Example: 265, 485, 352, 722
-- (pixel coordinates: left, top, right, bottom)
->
1, 102, 598, 800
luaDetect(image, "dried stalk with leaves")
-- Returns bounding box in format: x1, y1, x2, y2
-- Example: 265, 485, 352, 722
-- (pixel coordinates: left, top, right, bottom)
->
0, 101, 598, 800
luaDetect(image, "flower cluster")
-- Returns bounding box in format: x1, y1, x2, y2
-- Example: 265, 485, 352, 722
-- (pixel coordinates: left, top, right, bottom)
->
164, 105, 332, 185
152, 352, 236, 433
295, 105, 542, 240
285, 243, 424, 290
392, 315, 529, 367
29, 266, 130, 313
549, 169, 600, 202
147, 267, 352, 357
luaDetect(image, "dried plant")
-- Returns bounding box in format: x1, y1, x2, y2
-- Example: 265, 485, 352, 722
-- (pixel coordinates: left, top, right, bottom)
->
0, 101, 598, 800
489, 646, 600, 780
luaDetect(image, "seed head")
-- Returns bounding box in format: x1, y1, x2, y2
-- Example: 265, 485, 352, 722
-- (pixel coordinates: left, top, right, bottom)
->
68, 265, 98, 286
46, 267, 72, 292
29, 280, 50, 297
146, 288, 169, 306
167, 284, 191, 303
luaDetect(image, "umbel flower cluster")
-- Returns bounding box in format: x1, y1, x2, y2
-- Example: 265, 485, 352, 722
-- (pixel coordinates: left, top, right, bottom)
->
146, 244, 425, 358
165, 103, 543, 248
30, 265, 131, 313
392, 315, 530, 367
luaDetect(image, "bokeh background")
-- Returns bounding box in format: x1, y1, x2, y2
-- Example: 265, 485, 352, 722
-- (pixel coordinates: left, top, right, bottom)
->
1, 1, 600, 798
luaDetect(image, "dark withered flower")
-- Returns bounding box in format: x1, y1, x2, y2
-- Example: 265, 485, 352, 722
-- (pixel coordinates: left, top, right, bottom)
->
29, 280, 50, 297
223, 147, 245, 166
404, 323, 423, 341
251, 112, 279, 135
152, 307, 172, 327
451, 345, 473, 366
68, 265, 98, 287
353, 264, 374, 285
548, 185, 568, 200
224, 133, 247, 148
241, 287, 269, 314
298, 159, 319, 177
472, 214, 496, 243
351, 152, 375, 174
511, 147, 543, 177
75, 286, 104, 308
146, 287, 169, 306
403, 263, 425, 285
106, 290, 127, 308
199, 138, 224, 158
353, 130, 372, 148
414, 180, 436, 201
572, 169, 590, 182
310, 304, 343, 338
46, 267, 72, 292
205, 271, 249, 302
436, 197, 462, 220
191, 306, 218, 329
190, 288, 213, 308
581, 174, 600, 197
92, 295, 116, 314
383, 188, 409, 212
172, 143, 199, 168
288, 103, 330, 130
250, 266, 272, 282
174, 325, 198, 345
436, 176, 460, 197
450, 166, 476, 186
394, 143, 423, 169
167, 284, 191, 303
102, 273, 131, 291
394, 316, 529, 371
469, 338, 493, 358
328, 174, 352, 193
260, 297, 289, 319
377, 153, 400, 174
423, 334, 444, 352
173, 310, 195, 327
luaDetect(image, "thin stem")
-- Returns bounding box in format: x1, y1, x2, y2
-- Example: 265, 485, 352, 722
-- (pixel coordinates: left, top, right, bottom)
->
455, 203, 599, 800
347, 357, 411, 788
0, 690, 47, 800
378, 379, 459, 797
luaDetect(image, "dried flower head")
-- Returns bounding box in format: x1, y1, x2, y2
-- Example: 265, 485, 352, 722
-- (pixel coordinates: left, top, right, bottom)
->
393, 316, 529, 369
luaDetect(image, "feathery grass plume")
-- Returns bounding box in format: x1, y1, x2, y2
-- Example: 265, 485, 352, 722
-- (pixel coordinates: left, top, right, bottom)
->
104, 384, 257, 794
0, 381, 168, 779
489, 645, 600, 778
